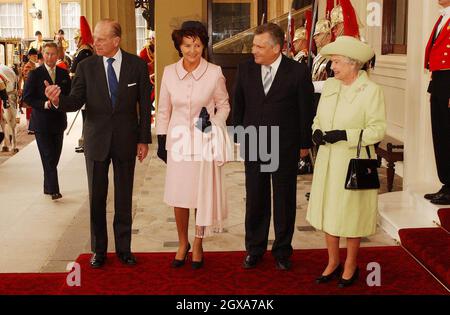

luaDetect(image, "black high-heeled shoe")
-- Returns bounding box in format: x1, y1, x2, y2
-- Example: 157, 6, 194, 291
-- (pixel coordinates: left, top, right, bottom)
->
315, 264, 343, 284
171, 243, 191, 268
191, 249, 204, 270
191, 259, 204, 270
338, 267, 359, 288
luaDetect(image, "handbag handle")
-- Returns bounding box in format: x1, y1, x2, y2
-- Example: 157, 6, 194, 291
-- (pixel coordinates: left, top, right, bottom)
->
356, 130, 372, 159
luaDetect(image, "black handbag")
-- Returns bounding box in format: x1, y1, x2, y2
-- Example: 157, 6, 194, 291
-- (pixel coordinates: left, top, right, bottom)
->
345, 130, 380, 190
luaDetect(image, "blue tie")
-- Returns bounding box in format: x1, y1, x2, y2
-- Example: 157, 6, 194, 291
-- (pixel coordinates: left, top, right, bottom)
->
107, 58, 119, 107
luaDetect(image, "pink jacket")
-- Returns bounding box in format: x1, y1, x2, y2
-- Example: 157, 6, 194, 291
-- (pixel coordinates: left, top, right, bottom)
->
156, 58, 230, 154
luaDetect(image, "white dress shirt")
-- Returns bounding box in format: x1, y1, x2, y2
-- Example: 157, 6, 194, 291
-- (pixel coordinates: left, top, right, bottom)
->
437, 6, 450, 35
103, 49, 122, 97
261, 53, 282, 92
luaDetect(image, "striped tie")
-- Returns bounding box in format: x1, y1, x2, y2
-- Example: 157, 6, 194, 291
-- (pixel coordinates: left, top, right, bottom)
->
263, 66, 272, 95
50, 68, 56, 83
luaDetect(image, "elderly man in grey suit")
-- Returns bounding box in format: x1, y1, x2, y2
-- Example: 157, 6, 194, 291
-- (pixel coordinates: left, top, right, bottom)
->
45, 19, 152, 268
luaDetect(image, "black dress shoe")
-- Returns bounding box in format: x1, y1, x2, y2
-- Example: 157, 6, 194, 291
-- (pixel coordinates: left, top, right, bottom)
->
316, 264, 343, 284
242, 254, 262, 269
171, 243, 190, 268
117, 252, 137, 265
275, 258, 292, 271
424, 187, 448, 200
90, 253, 106, 268
430, 193, 450, 205
338, 267, 359, 288
51, 193, 62, 200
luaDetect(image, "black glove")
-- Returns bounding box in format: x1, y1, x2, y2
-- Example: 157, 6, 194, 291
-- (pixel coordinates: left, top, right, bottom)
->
157, 135, 167, 164
323, 130, 347, 144
0, 89, 9, 109
195, 107, 212, 133
312, 129, 325, 145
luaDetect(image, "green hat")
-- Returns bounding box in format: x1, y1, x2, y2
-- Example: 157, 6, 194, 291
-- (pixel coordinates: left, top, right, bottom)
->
320, 36, 374, 63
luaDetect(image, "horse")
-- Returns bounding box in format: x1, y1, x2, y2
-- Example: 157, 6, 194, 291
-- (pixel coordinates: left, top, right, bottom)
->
0, 64, 19, 153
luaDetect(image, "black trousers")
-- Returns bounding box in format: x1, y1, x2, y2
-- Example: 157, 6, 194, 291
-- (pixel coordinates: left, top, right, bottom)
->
35, 132, 64, 194
430, 70, 450, 189
244, 158, 298, 259
85, 155, 136, 254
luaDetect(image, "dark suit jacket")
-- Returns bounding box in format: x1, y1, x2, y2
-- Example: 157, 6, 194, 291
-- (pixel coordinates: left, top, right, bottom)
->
233, 55, 314, 165
23, 65, 71, 134
57, 49, 152, 161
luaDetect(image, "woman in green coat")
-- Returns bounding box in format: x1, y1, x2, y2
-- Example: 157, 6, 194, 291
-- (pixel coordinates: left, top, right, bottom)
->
306, 36, 386, 288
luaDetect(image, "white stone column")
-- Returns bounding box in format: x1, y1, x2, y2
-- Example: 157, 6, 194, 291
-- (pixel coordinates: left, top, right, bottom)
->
403, 0, 441, 191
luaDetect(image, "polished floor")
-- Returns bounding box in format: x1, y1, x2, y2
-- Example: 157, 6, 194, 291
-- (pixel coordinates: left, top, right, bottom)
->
0, 112, 399, 273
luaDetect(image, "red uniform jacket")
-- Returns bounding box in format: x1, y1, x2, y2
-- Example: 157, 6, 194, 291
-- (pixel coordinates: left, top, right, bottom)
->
425, 16, 450, 72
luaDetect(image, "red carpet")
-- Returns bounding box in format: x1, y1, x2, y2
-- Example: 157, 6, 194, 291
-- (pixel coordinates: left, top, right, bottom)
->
399, 228, 450, 289
438, 208, 450, 231
0, 273, 66, 295
0, 246, 447, 295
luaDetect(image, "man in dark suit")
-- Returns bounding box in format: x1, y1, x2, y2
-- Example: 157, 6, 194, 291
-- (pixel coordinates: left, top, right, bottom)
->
23, 42, 71, 200
233, 23, 314, 271
44, 19, 152, 268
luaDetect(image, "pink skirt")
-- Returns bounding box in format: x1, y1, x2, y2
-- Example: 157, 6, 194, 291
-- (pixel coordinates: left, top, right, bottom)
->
163, 151, 201, 209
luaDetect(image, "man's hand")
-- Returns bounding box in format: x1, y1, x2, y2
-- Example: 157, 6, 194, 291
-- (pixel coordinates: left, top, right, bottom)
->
300, 149, 310, 158
44, 80, 61, 106
137, 143, 149, 162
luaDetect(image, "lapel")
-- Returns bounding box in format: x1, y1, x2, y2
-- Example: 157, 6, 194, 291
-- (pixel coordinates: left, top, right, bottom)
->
265, 55, 287, 99
40, 65, 52, 84
96, 56, 113, 109
251, 62, 266, 101
117, 49, 130, 104
434, 18, 450, 46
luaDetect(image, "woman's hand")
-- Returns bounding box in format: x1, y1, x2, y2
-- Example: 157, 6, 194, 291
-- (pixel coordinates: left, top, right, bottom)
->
323, 130, 347, 144
312, 129, 325, 145
157, 135, 167, 164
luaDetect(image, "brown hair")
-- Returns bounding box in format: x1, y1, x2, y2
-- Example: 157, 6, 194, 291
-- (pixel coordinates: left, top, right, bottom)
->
171, 21, 208, 58
43, 42, 58, 50
254, 23, 285, 49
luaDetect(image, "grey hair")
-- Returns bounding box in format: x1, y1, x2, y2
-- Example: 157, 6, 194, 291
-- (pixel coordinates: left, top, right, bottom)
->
343, 56, 364, 71
254, 23, 285, 49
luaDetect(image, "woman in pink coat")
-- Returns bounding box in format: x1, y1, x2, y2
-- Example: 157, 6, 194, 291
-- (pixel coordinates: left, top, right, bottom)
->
156, 21, 230, 269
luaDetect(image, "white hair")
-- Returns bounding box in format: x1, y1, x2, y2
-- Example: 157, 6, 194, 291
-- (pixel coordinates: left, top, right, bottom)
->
343, 56, 364, 71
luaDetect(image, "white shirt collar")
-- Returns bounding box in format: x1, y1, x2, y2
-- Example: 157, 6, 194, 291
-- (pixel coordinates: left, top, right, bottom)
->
103, 49, 122, 65
44, 63, 55, 74
440, 6, 450, 17
263, 53, 282, 74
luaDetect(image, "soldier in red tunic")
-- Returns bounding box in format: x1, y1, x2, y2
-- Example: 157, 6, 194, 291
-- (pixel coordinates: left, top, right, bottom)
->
72, 16, 94, 153
424, 0, 450, 205
139, 36, 155, 122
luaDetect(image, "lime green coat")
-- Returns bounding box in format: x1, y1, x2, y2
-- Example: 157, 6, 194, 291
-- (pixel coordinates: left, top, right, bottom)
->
306, 71, 387, 237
